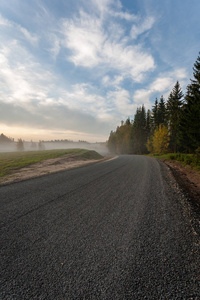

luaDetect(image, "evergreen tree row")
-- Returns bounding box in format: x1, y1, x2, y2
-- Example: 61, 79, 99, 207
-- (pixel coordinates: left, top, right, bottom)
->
108, 53, 200, 154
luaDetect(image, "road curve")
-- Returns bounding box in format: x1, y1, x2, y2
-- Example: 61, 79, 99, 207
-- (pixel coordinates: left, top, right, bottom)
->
0, 155, 199, 299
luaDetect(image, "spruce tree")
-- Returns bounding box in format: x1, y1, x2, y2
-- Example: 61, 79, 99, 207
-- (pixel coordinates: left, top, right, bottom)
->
152, 98, 159, 129
132, 105, 147, 154
179, 52, 200, 152
146, 109, 151, 136
158, 96, 166, 126
166, 81, 184, 152
125, 117, 131, 126
145, 109, 154, 153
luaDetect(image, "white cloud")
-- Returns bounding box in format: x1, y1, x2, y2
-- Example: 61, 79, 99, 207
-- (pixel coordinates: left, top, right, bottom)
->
59, 83, 110, 120
130, 16, 155, 39
49, 35, 61, 58
150, 68, 188, 93
0, 14, 12, 27
107, 88, 137, 116
133, 89, 152, 105
133, 68, 188, 106
0, 40, 114, 136
0, 43, 137, 132
61, 8, 155, 81
90, 0, 113, 14
0, 19, 116, 132
62, 11, 103, 67
102, 75, 110, 85
90, 0, 137, 21
172, 68, 188, 80
20, 27, 39, 46
102, 74, 124, 87
0, 41, 54, 108
103, 42, 154, 81
0, 55, 111, 136
112, 10, 138, 21
0, 14, 39, 47
150, 77, 173, 92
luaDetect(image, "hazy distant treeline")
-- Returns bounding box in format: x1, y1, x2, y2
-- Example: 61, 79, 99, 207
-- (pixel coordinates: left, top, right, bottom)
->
0, 135, 47, 152
0, 134, 108, 155
108, 52, 200, 155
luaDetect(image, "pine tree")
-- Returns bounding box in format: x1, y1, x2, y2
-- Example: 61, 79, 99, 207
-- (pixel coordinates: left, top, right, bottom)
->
145, 109, 156, 153
179, 52, 200, 152
17, 139, 24, 151
125, 117, 131, 126
152, 98, 159, 129
158, 96, 166, 126
166, 81, 184, 152
132, 105, 147, 154
146, 109, 151, 136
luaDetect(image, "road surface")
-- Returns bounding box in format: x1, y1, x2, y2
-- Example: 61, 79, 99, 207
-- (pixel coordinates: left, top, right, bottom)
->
0, 155, 199, 299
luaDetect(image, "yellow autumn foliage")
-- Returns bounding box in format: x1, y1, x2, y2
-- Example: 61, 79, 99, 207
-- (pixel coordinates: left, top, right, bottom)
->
146, 136, 153, 153
152, 125, 169, 154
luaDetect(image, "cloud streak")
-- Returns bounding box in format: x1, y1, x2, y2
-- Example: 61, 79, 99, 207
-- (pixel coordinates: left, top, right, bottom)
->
130, 16, 155, 39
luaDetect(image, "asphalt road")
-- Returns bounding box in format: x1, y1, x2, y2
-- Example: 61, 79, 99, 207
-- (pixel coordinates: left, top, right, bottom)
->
0, 155, 199, 299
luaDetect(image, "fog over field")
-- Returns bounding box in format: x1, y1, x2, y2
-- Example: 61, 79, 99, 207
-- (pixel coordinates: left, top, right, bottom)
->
42, 142, 108, 155
0, 140, 108, 156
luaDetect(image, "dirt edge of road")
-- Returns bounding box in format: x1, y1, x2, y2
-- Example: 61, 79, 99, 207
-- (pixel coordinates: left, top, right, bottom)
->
0, 155, 113, 185
162, 159, 200, 215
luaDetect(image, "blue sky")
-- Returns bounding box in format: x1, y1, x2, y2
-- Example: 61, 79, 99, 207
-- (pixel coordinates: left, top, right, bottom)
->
0, 0, 199, 142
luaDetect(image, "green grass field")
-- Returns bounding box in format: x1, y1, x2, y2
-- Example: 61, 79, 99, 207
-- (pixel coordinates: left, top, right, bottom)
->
0, 149, 103, 178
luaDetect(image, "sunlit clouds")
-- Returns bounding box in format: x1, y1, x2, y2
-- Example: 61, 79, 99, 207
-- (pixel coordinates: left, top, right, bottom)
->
0, 0, 199, 142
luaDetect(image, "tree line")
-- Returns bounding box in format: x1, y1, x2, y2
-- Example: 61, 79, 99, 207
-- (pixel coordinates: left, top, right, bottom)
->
108, 53, 200, 155
0, 134, 46, 151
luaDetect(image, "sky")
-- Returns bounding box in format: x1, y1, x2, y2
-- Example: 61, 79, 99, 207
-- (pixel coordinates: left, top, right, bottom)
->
0, 0, 199, 142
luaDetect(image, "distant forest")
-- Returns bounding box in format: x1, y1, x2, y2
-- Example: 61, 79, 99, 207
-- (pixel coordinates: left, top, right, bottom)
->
108, 53, 200, 155
0, 133, 102, 152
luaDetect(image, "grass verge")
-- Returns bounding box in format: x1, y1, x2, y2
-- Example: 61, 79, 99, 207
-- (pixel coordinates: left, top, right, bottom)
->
148, 153, 200, 171
0, 149, 103, 178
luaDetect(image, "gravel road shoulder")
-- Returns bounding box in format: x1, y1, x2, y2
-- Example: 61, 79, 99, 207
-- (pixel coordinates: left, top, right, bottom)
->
160, 159, 200, 237
163, 160, 200, 213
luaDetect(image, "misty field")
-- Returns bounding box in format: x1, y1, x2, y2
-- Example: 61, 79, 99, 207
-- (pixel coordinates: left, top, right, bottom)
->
0, 149, 103, 178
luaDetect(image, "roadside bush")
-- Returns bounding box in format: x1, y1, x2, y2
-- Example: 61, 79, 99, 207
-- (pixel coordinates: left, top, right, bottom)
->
195, 147, 200, 162
175, 153, 184, 162
183, 155, 193, 165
